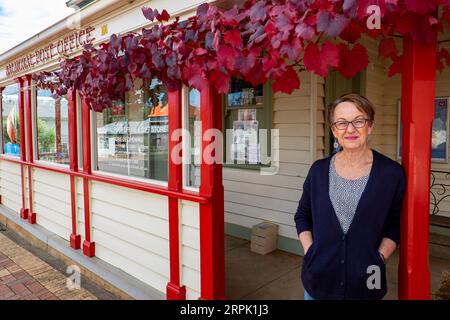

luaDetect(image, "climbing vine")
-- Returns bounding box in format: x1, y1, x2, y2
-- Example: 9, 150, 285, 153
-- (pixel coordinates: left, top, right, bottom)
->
34, 0, 450, 111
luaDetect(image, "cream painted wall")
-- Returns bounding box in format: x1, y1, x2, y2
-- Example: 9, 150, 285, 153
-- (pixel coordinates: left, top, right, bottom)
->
223, 71, 326, 240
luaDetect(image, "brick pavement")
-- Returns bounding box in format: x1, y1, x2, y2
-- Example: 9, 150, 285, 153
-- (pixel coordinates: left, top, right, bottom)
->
0, 233, 97, 300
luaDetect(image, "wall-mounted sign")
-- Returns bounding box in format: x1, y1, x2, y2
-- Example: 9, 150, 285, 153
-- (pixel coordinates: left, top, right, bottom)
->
101, 24, 108, 36
5, 26, 96, 77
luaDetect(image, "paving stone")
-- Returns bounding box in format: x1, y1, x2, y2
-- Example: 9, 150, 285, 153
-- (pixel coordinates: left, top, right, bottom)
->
0, 269, 11, 277
0, 233, 98, 300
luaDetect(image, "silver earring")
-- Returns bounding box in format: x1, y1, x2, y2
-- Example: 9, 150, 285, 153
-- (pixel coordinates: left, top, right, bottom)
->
333, 138, 339, 150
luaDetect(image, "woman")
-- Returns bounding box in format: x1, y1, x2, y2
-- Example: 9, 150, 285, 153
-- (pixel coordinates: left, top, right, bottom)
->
295, 93, 406, 300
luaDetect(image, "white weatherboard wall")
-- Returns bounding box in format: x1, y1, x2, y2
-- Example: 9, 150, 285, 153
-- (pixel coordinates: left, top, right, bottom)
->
33, 168, 71, 241
89, 181, 201, 298
89, 181, 170, 294
0, 160, 22, 213
0, 158, 202, 298
361, 36, 391, 157
179, 200, 200, 300
223, 71, 326, 241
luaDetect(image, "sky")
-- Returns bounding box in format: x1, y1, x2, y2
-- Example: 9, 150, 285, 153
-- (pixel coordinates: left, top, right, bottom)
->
0, 0, 75, 55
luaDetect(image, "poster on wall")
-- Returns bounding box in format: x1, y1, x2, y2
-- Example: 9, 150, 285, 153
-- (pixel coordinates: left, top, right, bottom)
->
231, 120, 260, 164
397, 97, 449, 163
238, 109, 257, 121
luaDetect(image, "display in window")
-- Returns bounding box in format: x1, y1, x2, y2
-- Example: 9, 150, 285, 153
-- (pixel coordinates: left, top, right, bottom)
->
96, 78, 168, 182
2, 84, 20, 156
238, 108, 256, 121
231, 120, 260, 164
227, 79, 263, 107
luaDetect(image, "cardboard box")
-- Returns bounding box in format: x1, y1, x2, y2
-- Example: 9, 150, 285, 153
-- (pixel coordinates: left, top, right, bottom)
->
251, 239, 277, 255
250, 222, 278, 255
251, 222, 278, 237
251, 233, 277, 246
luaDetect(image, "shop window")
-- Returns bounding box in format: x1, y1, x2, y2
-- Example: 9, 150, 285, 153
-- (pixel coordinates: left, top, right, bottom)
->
94, 78, 168, 182
224, 78, 272, 168
184, 88, 201, 188
36, 89, 70, 165
1, 84, 20, 157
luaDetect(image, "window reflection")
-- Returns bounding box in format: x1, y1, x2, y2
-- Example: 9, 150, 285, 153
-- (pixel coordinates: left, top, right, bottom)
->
36, 90, 70, 164
96, 78, 168, 182
187, 88, 201, 188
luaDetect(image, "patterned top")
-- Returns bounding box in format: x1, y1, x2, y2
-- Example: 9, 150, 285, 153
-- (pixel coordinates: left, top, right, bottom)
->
329, 153, 371, 234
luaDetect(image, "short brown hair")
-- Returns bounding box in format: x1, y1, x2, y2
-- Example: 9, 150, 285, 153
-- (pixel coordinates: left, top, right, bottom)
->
327, 93, 375, 126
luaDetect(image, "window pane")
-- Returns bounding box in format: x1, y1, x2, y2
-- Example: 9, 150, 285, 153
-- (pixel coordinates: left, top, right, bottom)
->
36, 89, 70, 165
187, 88, 201, 188
227, 79, 263, 107
225, 79, 270, 166
96, 78, 168, 182
2, 84, 20, 156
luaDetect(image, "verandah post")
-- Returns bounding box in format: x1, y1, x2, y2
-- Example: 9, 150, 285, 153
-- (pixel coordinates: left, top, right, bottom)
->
17, 77, 28, 220
199, 84, 225, 300
81, 96, 95, 257
398, 34, 436, 300
68, 88, 81, 250
166, 88, 186, 300
24, 75, 36, 224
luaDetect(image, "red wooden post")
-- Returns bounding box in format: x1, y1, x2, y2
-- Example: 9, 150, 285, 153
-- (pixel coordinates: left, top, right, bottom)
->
68, 89, 81, 250
0, 86, 4, 155
24, 75, 36, 224
166, 89, 186, 300
398, 34, 436, 300
17, 77, 28, 220
81, 96, 95, 257
199, 84, 225, 300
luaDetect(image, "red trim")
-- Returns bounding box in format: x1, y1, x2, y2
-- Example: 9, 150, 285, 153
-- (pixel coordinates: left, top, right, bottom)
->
398, 35, 435, 300
81, 96, 95, 257
24, 75, 36, 224
17, 78, 26, 163
17, 77, 28, 220
25, 75, 33, 163
199, 84, 225, 300
0, 155, 208, 203
166, 89, 186, 300
68, 89, 80, 249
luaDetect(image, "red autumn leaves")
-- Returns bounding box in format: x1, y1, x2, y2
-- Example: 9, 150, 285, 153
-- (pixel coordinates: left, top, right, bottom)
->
302, 42, 369, 79
35, 0, 450, 112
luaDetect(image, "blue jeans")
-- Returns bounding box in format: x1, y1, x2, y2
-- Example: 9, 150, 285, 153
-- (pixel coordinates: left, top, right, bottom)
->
304, 289, 316, 300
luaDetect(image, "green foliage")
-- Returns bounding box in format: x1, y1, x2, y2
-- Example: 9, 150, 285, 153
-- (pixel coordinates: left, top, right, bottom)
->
37, 119, 55, 153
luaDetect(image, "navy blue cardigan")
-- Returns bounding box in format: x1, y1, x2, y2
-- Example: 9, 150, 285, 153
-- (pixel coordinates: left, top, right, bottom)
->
294, 149, 406, 300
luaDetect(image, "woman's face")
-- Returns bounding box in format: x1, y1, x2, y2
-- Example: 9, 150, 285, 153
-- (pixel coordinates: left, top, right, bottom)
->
331, 101, 373, 151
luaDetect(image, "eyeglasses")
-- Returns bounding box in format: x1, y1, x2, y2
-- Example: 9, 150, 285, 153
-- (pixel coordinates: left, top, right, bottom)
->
332, 118, 370, 130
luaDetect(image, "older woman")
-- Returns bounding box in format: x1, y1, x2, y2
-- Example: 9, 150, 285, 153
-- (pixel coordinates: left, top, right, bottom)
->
295, 93, 406, 300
